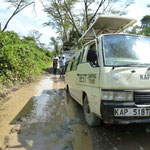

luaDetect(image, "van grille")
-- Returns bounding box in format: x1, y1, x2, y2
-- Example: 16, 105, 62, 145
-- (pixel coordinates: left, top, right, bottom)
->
134, 91, 150, 104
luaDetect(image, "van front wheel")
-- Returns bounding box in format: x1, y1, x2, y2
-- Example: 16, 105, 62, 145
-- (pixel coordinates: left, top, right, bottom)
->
83, 96, 101, 127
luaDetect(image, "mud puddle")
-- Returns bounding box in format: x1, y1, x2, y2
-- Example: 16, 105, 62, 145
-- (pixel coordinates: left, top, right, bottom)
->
5, 74, 150, 150
7, 75, 92, 150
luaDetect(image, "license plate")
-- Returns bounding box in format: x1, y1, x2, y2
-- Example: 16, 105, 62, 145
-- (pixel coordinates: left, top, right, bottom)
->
114, 108, 150, 117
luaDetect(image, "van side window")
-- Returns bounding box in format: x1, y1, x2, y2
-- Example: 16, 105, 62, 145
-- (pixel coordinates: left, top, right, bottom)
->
72, 54, 80, 71
66, 60, 72, 72
86, 43, 98, 67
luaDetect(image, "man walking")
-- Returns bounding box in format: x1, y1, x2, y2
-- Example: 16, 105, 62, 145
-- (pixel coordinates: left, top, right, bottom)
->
53, 56, 59, 75
59, 55, 66, 76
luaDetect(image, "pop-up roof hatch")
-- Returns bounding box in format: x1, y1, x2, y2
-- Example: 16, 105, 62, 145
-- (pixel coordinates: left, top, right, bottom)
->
79, 16, 137, 42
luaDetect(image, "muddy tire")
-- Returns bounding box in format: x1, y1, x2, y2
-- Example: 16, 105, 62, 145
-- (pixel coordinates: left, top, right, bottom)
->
66, 85, 70, 96
83, 95, 102, 127
65, 85, 71, 103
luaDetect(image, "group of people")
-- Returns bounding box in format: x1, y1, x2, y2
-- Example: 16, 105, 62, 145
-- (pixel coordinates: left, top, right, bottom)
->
52, 55, 66, 76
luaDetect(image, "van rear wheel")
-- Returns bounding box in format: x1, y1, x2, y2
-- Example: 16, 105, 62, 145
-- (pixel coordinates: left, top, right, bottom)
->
66, 85, 70, 95
83, 95, 102, 127
65, 85, 71, 103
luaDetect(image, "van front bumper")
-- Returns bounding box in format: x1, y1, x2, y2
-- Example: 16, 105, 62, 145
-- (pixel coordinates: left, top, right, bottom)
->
101, 100, 150, 124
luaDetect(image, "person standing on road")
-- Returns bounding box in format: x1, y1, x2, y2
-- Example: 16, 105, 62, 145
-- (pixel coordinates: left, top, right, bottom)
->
52, 55, 56, 74
59, 55, 66, 76
53, 56, 59, 75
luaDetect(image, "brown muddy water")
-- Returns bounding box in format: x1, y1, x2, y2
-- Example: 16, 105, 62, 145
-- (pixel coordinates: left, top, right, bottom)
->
5, 75, 150, 150
6, 75, 92, 150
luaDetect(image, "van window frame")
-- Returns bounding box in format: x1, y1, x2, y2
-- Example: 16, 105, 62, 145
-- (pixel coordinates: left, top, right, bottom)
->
79, 49, 85, 63
66, 60, 72, 72
72, 53, 80, 71
82, 40, 99, 67
70, 57, 75, 71
101, 34, 150, 67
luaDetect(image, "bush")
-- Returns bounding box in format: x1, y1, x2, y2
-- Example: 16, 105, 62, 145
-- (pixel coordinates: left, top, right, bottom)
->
0, 31, 53, 89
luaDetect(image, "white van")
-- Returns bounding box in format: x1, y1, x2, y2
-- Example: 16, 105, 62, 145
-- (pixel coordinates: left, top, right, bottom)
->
65, 16, 150, 126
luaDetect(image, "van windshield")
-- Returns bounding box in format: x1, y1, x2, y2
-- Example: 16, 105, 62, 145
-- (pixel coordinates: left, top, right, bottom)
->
102, 34, 150, 66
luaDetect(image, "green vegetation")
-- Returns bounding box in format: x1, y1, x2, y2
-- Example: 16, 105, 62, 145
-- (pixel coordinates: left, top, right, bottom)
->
0, 30, 53, 96
127, 14, 150, 36
44, 0, 134, 48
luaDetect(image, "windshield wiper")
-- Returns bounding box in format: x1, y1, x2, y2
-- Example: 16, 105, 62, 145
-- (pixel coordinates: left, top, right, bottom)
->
136, 63, 150, 70
112, 64, 140, 69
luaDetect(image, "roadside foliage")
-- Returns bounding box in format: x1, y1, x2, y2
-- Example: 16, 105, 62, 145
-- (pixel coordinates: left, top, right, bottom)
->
0, 31, 52, 95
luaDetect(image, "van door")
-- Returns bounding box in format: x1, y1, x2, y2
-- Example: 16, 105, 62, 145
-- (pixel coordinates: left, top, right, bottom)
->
76, 41, 101, 115
67, 54, 81, 102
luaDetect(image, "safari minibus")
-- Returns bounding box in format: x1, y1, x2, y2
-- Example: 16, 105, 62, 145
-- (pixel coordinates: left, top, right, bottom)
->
65, 16, 150, 126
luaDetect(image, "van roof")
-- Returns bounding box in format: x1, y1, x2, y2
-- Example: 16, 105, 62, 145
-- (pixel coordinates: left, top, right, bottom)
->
79, 15, 137, 42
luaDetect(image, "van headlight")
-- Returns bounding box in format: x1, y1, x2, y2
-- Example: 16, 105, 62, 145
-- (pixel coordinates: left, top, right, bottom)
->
101, 91, 113, 100
101, 91, 133, 101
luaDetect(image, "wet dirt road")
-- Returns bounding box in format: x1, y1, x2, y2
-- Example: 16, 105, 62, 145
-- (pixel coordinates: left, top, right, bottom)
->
5, 75, 150, 150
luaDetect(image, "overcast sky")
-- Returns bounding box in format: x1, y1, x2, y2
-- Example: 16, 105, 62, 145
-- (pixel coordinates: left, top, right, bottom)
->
0, 0, 56, 47
0, 0, 149, 48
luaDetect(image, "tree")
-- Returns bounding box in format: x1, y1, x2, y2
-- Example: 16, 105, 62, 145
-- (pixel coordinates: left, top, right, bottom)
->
140, 15, 150, 36
1, 0, 35, 32
49, 37, 60, 54
29, 29, 43, 47
141, 15, 150, 28
126, 13, 150, 36
43, 0, 79, 44
43, 0, 134, 45
126, 25, 142, 34
29, 30, 42, 41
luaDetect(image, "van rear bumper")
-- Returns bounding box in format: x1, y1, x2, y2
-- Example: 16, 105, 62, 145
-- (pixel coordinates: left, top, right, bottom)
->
101, 100, 150, 124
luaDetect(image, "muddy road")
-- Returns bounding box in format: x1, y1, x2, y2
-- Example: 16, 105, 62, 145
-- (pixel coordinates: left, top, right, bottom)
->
5, 75, 150, 150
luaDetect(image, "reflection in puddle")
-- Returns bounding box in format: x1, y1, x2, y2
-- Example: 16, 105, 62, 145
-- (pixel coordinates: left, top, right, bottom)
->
8, 75, 150, 150
9, 75, 92, 150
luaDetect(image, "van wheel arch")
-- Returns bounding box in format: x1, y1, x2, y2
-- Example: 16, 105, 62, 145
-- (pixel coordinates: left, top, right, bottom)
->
66, 84, 69, 92
83, 94, 102, 126
82, 92, 86, 105
66, 85, 70, 95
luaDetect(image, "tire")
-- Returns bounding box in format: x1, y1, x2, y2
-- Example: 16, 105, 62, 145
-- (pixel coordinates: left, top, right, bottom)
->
66, 85, 70, 95
65, 85, 71, 103
83, 95, 102, 127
